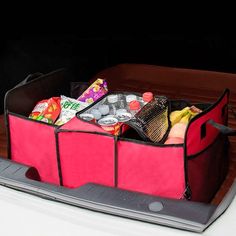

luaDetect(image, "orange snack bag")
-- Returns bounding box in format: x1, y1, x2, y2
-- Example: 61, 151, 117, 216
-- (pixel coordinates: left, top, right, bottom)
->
29, 97, 61, 124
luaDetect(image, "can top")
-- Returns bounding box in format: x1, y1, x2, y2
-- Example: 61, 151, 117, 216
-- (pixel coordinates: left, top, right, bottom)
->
107, 94, 118, 103
90, 109, 102, 120
116, 112, 132, 122
98, 104, 109, 115
79, 113, 95, 121
98, 117, 118, 126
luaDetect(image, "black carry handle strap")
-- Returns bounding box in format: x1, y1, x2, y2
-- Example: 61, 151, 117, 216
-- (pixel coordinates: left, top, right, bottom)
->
207, 119, 236, 136
14, 72, 43, 88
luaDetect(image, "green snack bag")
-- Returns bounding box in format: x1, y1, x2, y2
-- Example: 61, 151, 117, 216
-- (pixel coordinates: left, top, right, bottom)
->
55, 95, 88, 126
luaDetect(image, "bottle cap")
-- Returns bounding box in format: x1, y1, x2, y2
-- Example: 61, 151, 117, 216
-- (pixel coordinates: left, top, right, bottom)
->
143, 92, 153, 102
107, 94, 118, 103
126, 94, 137, 103
98, 104, 109, 115
129, 100, 141, 110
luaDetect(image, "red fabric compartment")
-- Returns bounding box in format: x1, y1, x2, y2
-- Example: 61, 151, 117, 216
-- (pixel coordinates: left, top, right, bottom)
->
9, 114, 60, 185
188, 135, 229, 202
117, 140, 186, 199
58, 131, 115, 188
186, 90, 228, 156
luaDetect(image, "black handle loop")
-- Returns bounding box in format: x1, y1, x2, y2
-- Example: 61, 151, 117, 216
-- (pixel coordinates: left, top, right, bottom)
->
14, 72, 43, 88
207, 119, 236, 136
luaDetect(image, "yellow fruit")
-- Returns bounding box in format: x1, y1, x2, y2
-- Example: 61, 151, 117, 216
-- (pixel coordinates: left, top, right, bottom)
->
179, 112, 192, 124
170, 107, 190, 126
168, 123, 187, 139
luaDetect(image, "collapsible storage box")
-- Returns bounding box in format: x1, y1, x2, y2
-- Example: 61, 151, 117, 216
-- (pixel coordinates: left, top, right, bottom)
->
5, 64, 235, 203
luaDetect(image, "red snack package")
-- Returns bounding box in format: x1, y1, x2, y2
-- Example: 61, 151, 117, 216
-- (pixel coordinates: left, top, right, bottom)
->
29, 97, 61, 124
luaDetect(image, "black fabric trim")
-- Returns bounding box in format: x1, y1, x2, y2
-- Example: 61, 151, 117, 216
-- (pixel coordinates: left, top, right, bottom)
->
114, 136, 118, 187
54, 128, 63, 186
57, 129, 114, 137
185, 89, 230, 133
118, 136, 183, 147
221, 104, 227, 118
183, 136, 190, 199
14, 72, 44, 88
7, 111, 58, 127
4, 110, 11, 160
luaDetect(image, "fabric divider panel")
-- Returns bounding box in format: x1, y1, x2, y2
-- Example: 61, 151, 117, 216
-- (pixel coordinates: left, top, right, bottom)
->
117, 140, 185, 199
186, 91, 228, 156
58, 131, 115, 188
9, 114, 60, 185
60, 116, 108, 133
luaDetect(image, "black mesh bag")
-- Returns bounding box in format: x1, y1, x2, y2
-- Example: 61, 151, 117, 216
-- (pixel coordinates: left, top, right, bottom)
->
125, 96, 170, 143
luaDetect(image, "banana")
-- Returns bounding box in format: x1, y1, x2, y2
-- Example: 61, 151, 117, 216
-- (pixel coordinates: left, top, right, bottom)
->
188, 109, 198, 117
170, 107, 190, 126
179, 112, 192, 124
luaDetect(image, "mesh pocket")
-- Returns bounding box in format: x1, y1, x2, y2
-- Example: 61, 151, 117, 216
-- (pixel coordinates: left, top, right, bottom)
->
126, 96, 170, 143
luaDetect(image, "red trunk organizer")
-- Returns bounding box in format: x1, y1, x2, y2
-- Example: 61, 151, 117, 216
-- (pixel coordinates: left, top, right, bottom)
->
4, 65, 232, 202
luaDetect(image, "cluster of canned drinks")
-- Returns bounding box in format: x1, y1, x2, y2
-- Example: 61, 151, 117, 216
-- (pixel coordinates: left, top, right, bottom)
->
79, 92, 154, 134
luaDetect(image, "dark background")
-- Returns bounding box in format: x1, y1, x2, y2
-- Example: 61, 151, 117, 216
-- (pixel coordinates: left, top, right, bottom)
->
1, 33, 236, 113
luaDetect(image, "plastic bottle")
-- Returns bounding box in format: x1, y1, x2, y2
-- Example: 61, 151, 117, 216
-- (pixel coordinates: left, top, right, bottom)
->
106, 94, 119, 115
125, 94, 137, 111
126, 94, 137, 104
140, 92, 153, 107
142, 92, 154, 104
107, 94, 126, 115
117, 94, 126, 110
129, 100, 141, 117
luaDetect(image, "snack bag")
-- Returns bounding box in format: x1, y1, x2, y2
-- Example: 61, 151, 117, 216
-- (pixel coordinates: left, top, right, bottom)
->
55, 95, 88, 126
29, 97, 61, 124
77, 78, 108, 104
